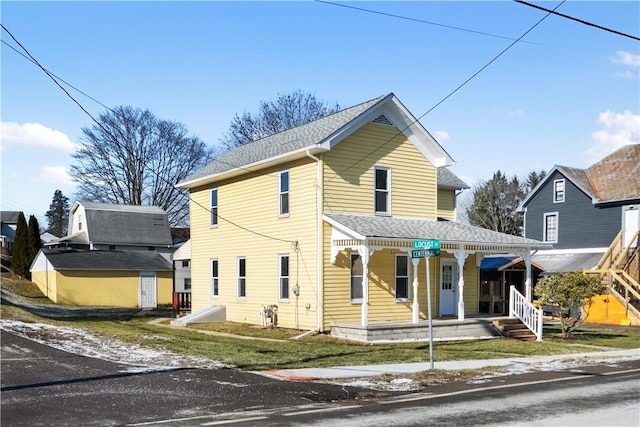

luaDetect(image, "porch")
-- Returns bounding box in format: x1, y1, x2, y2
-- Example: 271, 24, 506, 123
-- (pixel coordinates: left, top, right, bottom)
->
331, 315, 508, 343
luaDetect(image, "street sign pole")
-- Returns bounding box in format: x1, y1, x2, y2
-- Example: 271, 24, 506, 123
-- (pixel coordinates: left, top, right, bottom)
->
426, 256, 434, 370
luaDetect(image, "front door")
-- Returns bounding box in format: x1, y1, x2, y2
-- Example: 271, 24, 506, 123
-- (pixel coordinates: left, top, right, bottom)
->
139, 272, 157, 308
439, 260, 458, 316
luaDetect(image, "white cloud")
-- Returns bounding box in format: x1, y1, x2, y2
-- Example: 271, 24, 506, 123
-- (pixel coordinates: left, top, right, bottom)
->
434, 130, 450, 143
613, 70, 635, 80
508, 109, 524, 117
611, 50, 640, 68
585, 110, 640, 163
30, 165, 75, 187
0, 122, 76, 153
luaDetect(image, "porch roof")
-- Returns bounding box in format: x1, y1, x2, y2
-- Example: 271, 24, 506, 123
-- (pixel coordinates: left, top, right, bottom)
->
324, 213, 551, 253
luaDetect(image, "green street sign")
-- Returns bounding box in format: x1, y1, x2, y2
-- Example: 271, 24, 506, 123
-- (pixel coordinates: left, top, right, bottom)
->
413, 239, 440, 250
411, 248, 440, 258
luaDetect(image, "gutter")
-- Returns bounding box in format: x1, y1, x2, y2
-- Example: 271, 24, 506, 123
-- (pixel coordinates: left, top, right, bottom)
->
306, 150, 324, 332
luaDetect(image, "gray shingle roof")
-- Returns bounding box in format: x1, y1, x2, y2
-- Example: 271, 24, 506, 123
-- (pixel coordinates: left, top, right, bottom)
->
40, 249, 172, 271
324, 213, 549, 248
1, 211, 21, 223
438, 168, 469, 189
533, 251, 604, 275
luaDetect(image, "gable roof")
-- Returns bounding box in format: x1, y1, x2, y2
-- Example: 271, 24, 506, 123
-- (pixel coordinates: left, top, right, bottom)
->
71, 201, 173, 247
178, 93, 454, 189
1, 211, 21, 224
35, 249, 172, 271
324, 213, 550, 250
521, 144, 640, 208
438, 168, 469, 190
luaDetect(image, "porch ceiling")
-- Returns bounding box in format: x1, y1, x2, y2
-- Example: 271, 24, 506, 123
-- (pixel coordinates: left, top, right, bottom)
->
324, 213, 551, 253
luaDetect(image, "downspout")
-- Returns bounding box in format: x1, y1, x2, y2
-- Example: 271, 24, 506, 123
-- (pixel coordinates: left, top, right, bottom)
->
306, 150, 324, 332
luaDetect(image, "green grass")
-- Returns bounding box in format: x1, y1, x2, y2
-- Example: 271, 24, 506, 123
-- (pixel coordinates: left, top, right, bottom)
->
2, 273, 639, 371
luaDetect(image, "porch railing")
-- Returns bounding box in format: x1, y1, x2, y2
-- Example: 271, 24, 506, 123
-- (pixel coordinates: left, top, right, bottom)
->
509, 285, 543, 341
172, 291, 191, 317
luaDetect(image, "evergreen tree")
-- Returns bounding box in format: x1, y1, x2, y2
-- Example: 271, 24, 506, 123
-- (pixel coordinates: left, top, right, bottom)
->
11, 212, 30, 278
45, 189, 70, 237
27, 215, 42, 277
525, 170, 546, 192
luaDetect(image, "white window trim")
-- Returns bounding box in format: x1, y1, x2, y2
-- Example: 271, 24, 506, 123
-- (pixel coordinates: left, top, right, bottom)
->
237, 256, 246, 300
350, 253, 363, 303
553, 179, 565, 203
278, 253, 289, 302
279, 170, 290, 218
374, 165, 391, 216
395, 253, 410, 302
543, 212, 559, 243
210, 188, 219, 228
210, 258, 219, 298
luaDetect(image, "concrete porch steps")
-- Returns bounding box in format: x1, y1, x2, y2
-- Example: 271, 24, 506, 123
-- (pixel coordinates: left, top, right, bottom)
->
492, 318, 537, 341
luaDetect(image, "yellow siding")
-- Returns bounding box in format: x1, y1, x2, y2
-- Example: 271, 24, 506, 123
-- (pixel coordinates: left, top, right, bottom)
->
437, 188, 456, 221
31, 270, 58, 303
48, 271, 172, 307
189, 158, 319, 330
323, 124, 438, 218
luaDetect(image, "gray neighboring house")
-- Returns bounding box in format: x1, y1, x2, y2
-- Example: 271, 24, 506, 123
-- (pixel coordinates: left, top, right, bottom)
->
518, 144, 640, 273
172, 239, 191, 293
1, 211, 21, 255
47, 201, 174, 260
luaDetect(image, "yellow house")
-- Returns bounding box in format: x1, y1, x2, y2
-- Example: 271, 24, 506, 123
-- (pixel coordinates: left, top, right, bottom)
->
177, 93, 550, 334
30, 249, 173, 308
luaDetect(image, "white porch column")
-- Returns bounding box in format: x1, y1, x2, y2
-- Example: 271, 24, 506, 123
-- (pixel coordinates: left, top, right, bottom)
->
411, 257, 420, 323
453, 249, 470, 321
357, 246, 372, 327
523, 251, 532, 301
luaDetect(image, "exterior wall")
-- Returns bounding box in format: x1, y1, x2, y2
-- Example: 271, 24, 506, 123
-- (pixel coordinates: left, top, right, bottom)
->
31, 270, 58, 303
189, 157, 319, 330
69, 204, 86, 235
174, 260, 191, 293
51, 270, 172, 307
523, 170, 621, 249
323, 123, 438, 219
437, 188, 456, 221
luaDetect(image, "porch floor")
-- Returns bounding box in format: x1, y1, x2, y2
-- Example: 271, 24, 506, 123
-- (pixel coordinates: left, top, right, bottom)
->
331, 315, 508, 343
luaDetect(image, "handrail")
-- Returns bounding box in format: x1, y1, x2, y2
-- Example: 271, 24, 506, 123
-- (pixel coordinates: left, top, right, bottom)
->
509, 285, 543, 341
614, 229, 640, 269
597, 230, 622, 270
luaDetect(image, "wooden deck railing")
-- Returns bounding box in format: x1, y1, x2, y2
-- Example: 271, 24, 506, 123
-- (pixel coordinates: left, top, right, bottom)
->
172, 292, 191, 316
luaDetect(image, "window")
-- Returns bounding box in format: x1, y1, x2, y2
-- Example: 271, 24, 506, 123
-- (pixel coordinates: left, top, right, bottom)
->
279, 170, 289, 216
544, 212, 558, 243
395, 254, 409, 300
210, 188, 218, 227
350, 254, 363, 302
184, 278, 191, 290
78, 214, 83, 231
374, 166, 391, 215
237, 257, 246, 299
553, 179, 565, 203
148, 246, 155, 251
181, 260, 190, 268
279, 254, 289, 301
210, 259, 219, 297
109, 245, 116, 251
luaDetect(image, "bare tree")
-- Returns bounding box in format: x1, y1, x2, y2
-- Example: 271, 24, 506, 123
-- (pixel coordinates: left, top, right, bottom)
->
466, 171, 526, 235
220, 90, 340, 148
70, 106, 214, 226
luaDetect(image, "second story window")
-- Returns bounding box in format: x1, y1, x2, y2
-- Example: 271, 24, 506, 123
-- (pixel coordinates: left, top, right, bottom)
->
210, 188, 218, 227
279, 170, 289, 217
544, 212, 558, 243
553, 179, 565, 203
374, 166, 391, 215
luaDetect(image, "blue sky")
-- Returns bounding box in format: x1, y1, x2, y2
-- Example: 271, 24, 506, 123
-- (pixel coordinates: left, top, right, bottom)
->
1, 1, 639, 226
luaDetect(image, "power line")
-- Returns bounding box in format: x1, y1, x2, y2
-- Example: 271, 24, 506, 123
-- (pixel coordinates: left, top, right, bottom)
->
1, 24, 294, 244
514, 0, 640, 41
316, 0, 545, 46
325, 1, 567, 182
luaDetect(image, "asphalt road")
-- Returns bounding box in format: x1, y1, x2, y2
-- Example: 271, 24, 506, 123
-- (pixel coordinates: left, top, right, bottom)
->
0, 330, 382, 426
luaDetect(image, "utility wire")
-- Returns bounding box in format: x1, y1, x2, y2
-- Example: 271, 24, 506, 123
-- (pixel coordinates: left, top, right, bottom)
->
514, 0, 640, 41
1, 23, 294, 244
325, 1, 566, 182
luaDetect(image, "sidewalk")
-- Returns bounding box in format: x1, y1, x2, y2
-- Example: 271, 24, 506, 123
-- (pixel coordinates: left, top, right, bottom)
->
261, 348, 640, 381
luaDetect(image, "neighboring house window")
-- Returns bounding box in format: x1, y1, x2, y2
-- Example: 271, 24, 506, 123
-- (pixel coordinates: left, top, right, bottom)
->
279, 254, 289, 301
395, 254, 409, 300
182, 260, 190, 268
279, 170, 289, 217
210, 188, 218, 227
553, 179, 565, 203
211, 259, 219, 298
78, 214, 83, 231
350, 254, 363, 302
237, 257, 246, 299
374, 166, 391, 215
544, 212, 559, 243
184, 278, 191, 290
148, 246, 155, 251
109, 245, 116, 251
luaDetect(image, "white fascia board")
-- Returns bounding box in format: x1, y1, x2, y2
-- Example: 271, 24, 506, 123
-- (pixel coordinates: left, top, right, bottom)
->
322, 214, 366, 241
176, 146, 328, 189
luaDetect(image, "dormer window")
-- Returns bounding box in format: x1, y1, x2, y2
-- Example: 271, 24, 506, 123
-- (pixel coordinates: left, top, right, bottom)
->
374, 166, 391, 215
553, 179, 565, 203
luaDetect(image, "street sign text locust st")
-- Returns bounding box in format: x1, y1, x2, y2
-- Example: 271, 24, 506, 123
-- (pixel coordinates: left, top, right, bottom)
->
413, 239, 441, 250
